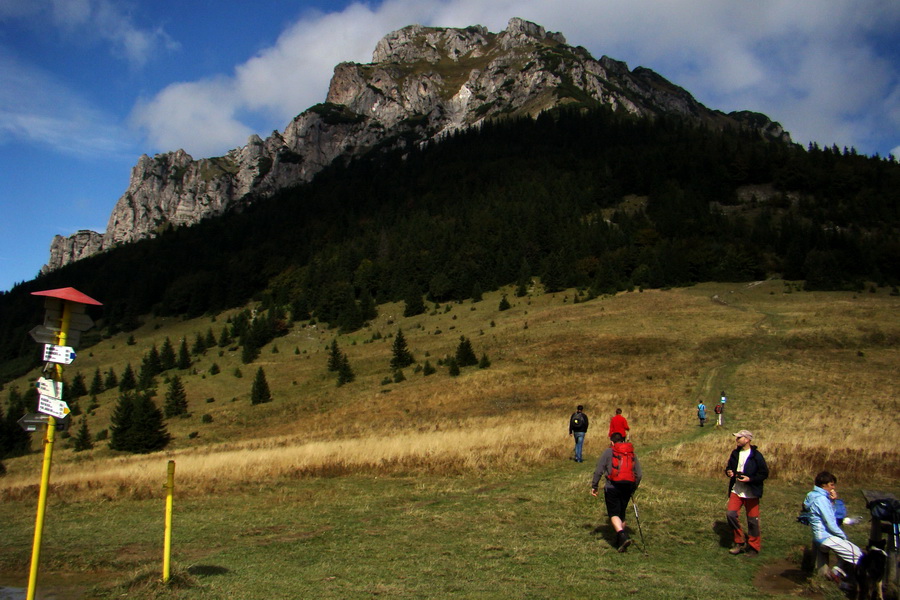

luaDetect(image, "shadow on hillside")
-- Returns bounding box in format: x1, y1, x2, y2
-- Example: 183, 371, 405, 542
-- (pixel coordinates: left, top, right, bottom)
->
187, 565, 231, 577
712, 520, 734, 548
586, 522, 619, 549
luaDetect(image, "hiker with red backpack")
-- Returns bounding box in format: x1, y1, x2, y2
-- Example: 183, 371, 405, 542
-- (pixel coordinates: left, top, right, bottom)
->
591, 432, 643, 552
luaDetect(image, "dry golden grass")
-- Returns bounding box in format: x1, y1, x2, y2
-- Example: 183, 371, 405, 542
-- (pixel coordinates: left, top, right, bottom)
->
2, 280, 898, 500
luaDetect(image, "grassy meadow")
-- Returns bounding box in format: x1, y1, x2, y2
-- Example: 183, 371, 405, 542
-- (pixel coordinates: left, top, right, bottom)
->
0, 280, 898, 599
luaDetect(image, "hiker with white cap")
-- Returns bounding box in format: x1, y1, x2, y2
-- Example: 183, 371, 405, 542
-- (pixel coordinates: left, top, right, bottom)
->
724, 429, 769, 556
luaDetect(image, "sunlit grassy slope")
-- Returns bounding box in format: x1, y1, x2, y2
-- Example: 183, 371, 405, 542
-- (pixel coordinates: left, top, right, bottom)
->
2, 280, 898, 501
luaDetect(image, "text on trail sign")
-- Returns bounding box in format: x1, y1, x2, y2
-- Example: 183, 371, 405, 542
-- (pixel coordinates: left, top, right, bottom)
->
38, 396, 70, 419
43, 344, 76, 365
35, 377, 63, 399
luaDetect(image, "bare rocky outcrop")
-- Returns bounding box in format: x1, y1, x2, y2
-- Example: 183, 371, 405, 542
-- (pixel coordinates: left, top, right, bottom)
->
43, 17, 791, 273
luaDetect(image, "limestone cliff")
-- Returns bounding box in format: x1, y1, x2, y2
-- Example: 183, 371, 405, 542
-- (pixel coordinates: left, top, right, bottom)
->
44, 17, 790, 272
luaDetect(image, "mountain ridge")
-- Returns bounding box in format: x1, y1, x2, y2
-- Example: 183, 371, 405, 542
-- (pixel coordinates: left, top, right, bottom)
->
43, 17, 789, 273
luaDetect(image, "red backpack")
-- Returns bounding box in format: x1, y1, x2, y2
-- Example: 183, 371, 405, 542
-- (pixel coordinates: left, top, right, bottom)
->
608, 442, 636, 482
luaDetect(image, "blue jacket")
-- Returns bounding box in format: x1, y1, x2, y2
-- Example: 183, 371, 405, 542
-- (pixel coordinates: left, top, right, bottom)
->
803, 486, 847, 543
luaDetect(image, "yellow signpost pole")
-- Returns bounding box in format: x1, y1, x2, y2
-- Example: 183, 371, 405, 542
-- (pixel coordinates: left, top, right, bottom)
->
25, 287, 101, 600
26, 301, 71, 600
163, 460, 176, 582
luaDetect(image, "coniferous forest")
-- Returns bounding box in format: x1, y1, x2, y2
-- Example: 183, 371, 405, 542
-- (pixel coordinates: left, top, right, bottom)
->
1, 106, 898, 382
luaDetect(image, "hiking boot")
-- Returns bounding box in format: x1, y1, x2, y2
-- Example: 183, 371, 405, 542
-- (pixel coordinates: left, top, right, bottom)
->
729, 543, 745, 555
744, 547, 759, 557
616, 531, 633, 553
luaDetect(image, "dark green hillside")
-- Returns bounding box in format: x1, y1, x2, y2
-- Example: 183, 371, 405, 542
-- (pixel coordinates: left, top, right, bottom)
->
1, 106, 898, 380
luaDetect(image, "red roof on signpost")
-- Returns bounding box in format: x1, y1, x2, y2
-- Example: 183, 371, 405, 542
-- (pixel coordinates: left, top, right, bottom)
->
31, 287, 103, 306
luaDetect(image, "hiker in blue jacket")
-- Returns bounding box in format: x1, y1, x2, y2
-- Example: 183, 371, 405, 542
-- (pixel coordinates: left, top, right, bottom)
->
803, 471, 862, 582
697, 401, 707, 426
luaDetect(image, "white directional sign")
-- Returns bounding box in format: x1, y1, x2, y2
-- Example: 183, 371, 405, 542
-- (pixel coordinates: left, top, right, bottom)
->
38, 395, 70, 419
35, 377, 64, 399
43, 344, 76, 365
43, 308, 94, 332
30, 325, 81, 348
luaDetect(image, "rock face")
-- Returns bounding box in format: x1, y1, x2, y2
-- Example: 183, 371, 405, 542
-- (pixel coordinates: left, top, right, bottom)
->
43, 17, 790, 273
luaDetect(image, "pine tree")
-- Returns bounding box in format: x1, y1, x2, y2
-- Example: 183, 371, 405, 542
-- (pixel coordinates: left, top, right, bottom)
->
118, 363, 136, 392
516, 259, 531, 297
73, 418, 93, 452
109, 392, 170, 453
89, 368, 104, 395
128, 394, 171, 453
447, 357, 460, 377
359, 287, 378, 321
498, 295, 511, 311
104, 368, 118, 390
205, 328, 217, 348
337, 354, 355, 386
218, 326, 232, 348
68, 372, 88, 398
241, 341, 259, 364
143, 344, 162, 377
191, 333, 206, 355
177, 338, 191, 369
327, 340, 343, 372
455, 336, 478, 367
159, 337, 177, 371
164, 375, 189, 418
250, 367, 272, 405
422, 360, 436, 376
2, 387, 31, 458
403, 288, 426, 317
390, 329, 414, 369
108, 393, 136, 451
478, 353, 491, 369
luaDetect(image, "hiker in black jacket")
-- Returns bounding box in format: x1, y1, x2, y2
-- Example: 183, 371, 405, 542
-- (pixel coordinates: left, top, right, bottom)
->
724, 429, 769, 556
568, 405, 589, 463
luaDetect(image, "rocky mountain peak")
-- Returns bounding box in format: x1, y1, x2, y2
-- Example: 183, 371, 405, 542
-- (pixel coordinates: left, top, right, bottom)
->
43, 17, 790, 275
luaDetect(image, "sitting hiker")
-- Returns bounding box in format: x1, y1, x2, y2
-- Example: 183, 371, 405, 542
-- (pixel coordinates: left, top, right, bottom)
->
802, 471, 862, 582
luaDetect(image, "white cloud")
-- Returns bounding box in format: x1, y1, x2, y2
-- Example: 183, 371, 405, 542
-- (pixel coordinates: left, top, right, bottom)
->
1, 0, 178, 68
0, 53, 135, 156
130, 0, 900, 159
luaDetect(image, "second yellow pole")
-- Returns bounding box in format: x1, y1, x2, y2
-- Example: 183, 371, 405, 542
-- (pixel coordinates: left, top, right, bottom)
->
163, 460, 175, 582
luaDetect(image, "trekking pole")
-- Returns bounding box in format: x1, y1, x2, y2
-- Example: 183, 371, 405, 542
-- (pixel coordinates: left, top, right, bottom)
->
632, 496, 647, 553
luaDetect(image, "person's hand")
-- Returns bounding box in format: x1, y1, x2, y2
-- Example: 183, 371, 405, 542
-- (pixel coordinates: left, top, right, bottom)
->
590, 488, 598, 497
736, 475, 750, 483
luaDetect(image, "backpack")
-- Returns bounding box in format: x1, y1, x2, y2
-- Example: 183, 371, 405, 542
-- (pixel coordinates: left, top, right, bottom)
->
796, 503, 813, 525
868, 498, 900, 524
608, 442, 636, 482
570, 413, 586, 431
714, 404, 723, 414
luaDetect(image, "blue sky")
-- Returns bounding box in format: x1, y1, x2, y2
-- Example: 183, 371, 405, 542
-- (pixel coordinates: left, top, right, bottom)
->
1, 0, 899, 293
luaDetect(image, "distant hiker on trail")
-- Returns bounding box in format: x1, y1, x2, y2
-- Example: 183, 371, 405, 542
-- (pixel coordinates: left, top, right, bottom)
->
608, 408, 630, 440
724, 430, 769, 556
697, 401, 707, 427
720, 391, 728, 404
591, 432, 642, 552
801, 471, 862, 584
568, 405, 589, 463
714, 400, 724, 427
